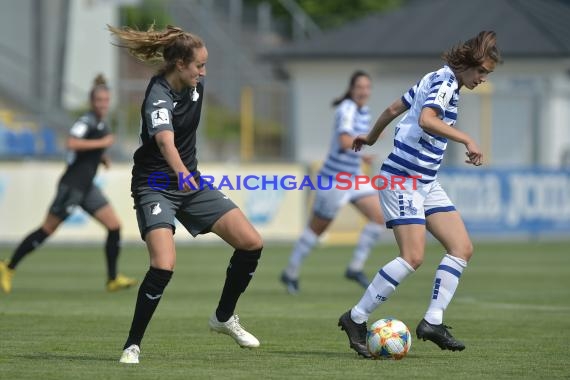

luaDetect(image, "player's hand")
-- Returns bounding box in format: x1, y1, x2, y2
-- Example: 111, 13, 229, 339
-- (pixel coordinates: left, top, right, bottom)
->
101, 155, 111, 169
352, 135, 370, 152
179, 172, 198, 192
464, 140, 483, 166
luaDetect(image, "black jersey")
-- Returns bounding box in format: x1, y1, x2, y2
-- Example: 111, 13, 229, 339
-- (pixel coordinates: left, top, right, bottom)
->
59, 112, 110, 193
131, 75, 204, 192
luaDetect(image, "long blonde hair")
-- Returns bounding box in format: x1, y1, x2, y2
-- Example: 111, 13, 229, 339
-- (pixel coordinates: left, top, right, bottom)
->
108, 24, 204, 74
443, 31, 501, 71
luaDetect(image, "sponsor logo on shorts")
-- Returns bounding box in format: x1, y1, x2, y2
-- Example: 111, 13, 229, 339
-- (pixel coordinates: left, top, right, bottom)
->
151, 203, 162, 215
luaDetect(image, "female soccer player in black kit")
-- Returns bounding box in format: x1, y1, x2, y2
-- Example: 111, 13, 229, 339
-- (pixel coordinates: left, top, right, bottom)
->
107, 25, 263, 364
0, 75, 137, 294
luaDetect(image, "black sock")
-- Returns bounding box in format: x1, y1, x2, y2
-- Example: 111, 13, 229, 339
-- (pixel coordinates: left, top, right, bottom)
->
105, 229, 120, 280
215, 248, 262, 322
123, 267, 172, 349
8, 228, 49, 269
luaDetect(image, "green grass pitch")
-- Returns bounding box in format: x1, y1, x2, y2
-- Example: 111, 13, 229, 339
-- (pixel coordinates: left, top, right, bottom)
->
1, 241, 569, 379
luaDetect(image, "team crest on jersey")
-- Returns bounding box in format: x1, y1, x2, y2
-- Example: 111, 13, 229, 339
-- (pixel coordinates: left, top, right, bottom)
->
449, 94, 459, 107
151, 108, 170, 127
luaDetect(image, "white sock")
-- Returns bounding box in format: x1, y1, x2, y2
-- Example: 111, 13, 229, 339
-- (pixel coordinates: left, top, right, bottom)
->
285, 227, 319, 278
348, 222, 384, 272
351, 257, 414, 324
423, 254, 467, 325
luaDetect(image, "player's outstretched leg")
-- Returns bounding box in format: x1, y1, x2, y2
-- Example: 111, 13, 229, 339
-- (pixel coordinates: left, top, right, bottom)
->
416, 319, 465, 351
338, 310, 372, 358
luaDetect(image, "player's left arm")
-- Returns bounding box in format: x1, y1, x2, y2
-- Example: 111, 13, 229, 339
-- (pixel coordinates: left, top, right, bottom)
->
418, 107, 482, 166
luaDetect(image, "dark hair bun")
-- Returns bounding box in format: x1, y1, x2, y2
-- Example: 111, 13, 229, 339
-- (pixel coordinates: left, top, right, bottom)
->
93, 74, 107, 87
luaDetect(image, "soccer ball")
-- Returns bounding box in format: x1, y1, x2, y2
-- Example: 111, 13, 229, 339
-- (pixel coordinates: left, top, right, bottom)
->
366, 318, 412, 359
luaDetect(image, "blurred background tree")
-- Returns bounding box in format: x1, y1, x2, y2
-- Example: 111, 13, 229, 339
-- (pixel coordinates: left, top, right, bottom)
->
120, 0, 172, 29
245, 0, 404, 32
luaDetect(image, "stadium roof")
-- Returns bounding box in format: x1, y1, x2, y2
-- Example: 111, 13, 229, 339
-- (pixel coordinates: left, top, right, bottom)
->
265, 0, 570, 59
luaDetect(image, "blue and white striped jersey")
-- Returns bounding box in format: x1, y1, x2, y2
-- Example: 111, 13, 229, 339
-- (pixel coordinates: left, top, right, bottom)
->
319, 99, 372, 177
381, 65, 460, 183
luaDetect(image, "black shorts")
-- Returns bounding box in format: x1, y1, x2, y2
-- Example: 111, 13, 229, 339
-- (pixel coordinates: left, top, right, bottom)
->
133, 186, 238, 241
48, 183, 109, 220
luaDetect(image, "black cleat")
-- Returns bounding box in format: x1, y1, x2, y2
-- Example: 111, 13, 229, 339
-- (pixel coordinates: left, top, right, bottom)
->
338, 310, 372, 358
416, 319, 466, 351
280, 271, 299, 295
345, 269, 370, 289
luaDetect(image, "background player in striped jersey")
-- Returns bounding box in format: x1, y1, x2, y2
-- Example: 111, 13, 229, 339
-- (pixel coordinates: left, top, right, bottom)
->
0, 75, 136, 294
338, 31, 501, 357
281, 71, 386, 294
108, 25, 263, 364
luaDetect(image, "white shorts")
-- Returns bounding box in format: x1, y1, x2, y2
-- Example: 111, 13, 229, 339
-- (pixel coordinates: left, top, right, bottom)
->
379, 172, 455, 228
312, 181, 377, 220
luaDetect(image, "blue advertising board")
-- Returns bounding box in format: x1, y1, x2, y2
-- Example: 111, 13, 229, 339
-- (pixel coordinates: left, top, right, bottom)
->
438, 168, 570, 236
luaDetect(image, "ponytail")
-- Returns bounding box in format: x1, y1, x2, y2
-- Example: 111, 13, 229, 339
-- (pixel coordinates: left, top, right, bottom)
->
332, 70, 370, 107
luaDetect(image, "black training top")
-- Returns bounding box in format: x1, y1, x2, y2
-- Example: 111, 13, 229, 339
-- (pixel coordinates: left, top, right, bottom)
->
59, 111, 110, 193
131, 75, 204, 192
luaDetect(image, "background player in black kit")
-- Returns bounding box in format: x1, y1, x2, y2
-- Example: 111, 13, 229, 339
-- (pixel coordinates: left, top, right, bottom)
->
0, 75, 137, 294
108, 25, 263, 364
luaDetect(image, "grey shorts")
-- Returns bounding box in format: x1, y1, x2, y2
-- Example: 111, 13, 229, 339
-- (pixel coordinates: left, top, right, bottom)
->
49, 183, 109, 220
133, 186, 238, 241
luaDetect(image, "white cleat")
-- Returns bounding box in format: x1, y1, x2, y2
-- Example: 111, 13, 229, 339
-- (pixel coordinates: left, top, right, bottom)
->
208, 314, 260, 348
119, 344, 140, 364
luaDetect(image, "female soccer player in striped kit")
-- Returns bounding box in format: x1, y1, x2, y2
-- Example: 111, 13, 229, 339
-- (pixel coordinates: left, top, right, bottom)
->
338, 31, 501, 357
0, 75, 136, 294
108, 25, 263, 364
281, 71, 386, 294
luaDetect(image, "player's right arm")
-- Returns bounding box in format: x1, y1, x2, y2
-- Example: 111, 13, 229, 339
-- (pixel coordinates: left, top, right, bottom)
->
153, 130, 197, 191
353, 98, 408, 152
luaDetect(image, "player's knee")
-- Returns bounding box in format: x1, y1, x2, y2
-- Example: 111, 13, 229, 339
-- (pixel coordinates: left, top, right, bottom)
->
239, 232, 263, 251
107, 220, 121, 231
449, 241, 473, 262
243, 238, 264, 251
41, 225, 57, 236
153, 261, 176, 271
407, 256, 423, 269
462, 241, 474, 261
400, 252, 424, 269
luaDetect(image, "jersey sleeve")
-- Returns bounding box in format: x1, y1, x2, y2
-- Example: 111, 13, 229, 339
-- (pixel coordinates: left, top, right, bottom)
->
422, 74, 456, 118
401, 81, 418, 109
336, 101, 358, 136
144, 87, 174, 138
69, 115, 91, 138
